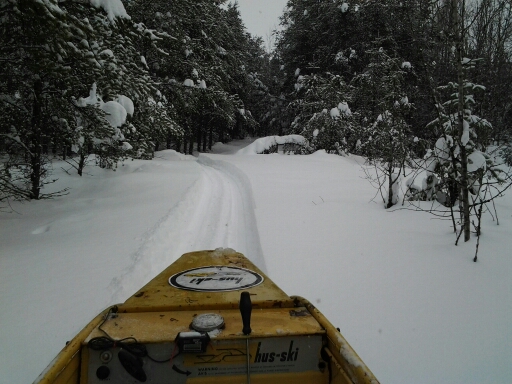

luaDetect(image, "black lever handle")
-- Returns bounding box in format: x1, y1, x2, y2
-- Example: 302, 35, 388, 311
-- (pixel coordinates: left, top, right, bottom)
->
118, 348, 147, 382
239, 291, 252, 335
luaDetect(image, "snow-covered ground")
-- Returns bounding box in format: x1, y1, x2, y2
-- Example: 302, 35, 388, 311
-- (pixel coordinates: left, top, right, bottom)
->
1, 138, 511, 383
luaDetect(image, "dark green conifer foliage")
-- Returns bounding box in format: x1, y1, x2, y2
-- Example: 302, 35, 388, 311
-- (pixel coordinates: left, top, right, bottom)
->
353, 46, 414, 208
124, 0, 269, 152
0, 0, 89, 199
0, 0, 174, 202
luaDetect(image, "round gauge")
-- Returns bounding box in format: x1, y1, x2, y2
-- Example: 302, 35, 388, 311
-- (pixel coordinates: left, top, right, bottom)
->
191, 313, 225, 332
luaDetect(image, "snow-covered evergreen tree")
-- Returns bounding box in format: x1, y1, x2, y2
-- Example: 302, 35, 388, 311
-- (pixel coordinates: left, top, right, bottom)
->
425, 58, 511, 251
0, 0, 174, 201
289, 74, 355, 154
353, 47, 414, 208
124, 0, 263, 152
0, 0, 97, 198
61, 0, 174, 161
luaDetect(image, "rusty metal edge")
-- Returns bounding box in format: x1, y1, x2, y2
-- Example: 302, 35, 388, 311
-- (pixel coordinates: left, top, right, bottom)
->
291, 296, 380, 384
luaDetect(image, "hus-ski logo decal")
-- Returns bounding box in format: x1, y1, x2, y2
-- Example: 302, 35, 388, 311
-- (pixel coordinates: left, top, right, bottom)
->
181, 337, 322, 377
169, 266, 264, 292
254, 341, 299, 363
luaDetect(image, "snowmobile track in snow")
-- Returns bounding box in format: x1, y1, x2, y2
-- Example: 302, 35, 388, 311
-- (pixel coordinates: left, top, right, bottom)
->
193, 155, 266, 272
107, 155, 266, 304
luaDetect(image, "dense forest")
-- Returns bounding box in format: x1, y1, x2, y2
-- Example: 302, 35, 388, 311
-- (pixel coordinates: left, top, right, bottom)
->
1, 0, 512, 241
270, 0, 512, 246
0, 0, 274, 200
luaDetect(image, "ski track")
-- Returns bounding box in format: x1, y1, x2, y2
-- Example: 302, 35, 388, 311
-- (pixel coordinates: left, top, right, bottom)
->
196, 155, 266, 272
107, 155, 266, 304
191, 164, 238, 249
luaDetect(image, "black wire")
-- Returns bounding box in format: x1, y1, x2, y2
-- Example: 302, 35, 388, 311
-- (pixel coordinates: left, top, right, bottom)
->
89, 305, 178, 363
97, 306, 118, 339
89, 336, 148, 358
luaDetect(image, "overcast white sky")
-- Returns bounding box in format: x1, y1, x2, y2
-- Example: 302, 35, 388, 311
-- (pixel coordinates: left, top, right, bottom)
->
232, 0, 288, 51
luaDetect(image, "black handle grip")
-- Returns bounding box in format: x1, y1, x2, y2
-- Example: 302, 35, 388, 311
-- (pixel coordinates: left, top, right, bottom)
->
118, 348, 147, 382
239, 291, 252, 335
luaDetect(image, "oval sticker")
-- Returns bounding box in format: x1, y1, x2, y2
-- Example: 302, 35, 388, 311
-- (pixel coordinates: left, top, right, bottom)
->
169, 266, 264, 292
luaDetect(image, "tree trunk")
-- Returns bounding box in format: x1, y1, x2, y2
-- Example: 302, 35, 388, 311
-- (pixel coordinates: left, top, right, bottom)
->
78, 151, 86, 177
386, 164, 394, 209
166, 129, 172, 149
196, 125, 202, 153
29, 79, 43, 200
452, 0, 471, 241
219, 124, 224, 143
209, 123, 213, 150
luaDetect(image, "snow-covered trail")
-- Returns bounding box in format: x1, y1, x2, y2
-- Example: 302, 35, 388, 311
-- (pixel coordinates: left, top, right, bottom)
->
3, 138, 511, 384
196, 155, 266, 271
0, 147, 265, 384
107, 154, 266, 304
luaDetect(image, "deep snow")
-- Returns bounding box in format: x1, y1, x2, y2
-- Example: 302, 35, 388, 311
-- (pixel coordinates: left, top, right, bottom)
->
0, 138, 511, 384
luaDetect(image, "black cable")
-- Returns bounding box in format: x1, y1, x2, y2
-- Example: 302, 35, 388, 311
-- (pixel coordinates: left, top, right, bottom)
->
89, 305, 178, 363
89, 336, 148, 358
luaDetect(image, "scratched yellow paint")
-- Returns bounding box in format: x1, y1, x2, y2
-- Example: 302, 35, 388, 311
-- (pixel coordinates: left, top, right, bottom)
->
86, 307, 324, 344
120, 250, 295, 312
35, 250, 380, 384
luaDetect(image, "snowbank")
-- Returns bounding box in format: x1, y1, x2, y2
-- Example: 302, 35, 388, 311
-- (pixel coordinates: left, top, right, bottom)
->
236, 135, 305, 155
0, 152, 201, 383
217, 151, 512, 384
